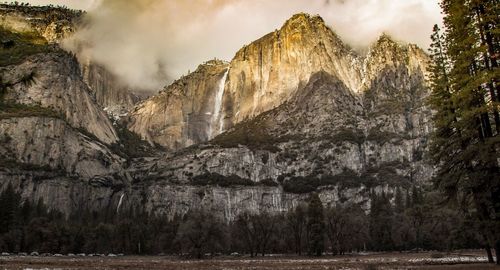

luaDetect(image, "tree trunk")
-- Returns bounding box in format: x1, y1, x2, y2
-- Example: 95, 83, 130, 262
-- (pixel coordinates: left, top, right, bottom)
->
485, 244, 494, 263
475, 4, 500, 133
495, 239, 500, 265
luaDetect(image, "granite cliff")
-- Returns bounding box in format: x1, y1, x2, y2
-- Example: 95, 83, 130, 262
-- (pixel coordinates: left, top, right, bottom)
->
1, 7, 433, 221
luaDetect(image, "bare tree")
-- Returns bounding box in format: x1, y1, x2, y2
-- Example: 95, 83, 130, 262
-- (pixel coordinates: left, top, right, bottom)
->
175, 209, 224, 259
232, 211, 277, 257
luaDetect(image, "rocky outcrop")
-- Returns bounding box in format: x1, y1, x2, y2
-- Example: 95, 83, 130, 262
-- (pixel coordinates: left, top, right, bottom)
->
139, 64, 432, 186
221, 13, 362, 127
0, 51, 119, 144
0, 170, 126, 217
0, 4, 80, 43
128, 14, 364, 150
81, 60, 140, 119
0, 117, 123, 178
129, 14, 430, 153
128, 60, 230, 149
1, 4, 141, 121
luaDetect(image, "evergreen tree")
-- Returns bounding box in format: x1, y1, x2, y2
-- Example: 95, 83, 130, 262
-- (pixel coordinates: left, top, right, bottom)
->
307, 193, 324, 256
394, 187, 405, 213
369, 192, 394, 251
286, 203, 307, 255
0, 184, 21, 234
430, 0, 500, 264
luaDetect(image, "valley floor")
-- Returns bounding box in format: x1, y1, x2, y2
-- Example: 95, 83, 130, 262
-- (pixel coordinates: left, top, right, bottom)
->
0, 251, 497, 270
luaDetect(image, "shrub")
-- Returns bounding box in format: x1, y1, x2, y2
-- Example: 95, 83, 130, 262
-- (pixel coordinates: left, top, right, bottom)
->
430, 253, 445, 259
109, 122, 157, 158
258, 178, 278, 187
366, 128, 401, 145
0, 26, 53, 66
283, 176, 319, 194
283, 169, 377, 194
191, 173, 254, 187
327, 128, 365, 145
211, 110, 282, 153
0, 102, 62, 120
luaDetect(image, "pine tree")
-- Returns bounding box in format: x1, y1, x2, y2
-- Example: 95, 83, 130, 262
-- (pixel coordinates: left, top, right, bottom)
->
307, 193, 324, 256
287, 203, 307, 255
430, 0, 500, 264
369, 192, 394, 251
394, 187, 405, 213
0, 184, 21, 234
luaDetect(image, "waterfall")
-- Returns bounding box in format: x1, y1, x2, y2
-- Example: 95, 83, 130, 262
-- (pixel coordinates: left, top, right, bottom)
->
225, 190, 232, 222
209, 68, 229, 139
116, 193, 125, 213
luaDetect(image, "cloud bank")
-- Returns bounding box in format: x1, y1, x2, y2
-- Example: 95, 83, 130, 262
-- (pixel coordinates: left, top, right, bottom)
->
62, 0, 442, 91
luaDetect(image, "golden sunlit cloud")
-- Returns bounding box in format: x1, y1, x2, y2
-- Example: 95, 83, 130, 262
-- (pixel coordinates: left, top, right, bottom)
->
53, 0, 442, 91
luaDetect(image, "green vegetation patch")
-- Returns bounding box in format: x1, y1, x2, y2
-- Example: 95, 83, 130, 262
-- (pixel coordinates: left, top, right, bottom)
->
364, 161, 412, 188
0, 102, 61, 120
0, 26, 52, 66
283, 169, 374, 194
109, 122, 158, 158
258, 178, 279, 187
366, 128, 403, 144
320, 128, 366, 145
211, 114, 281, 152
191, 173, 255, 187
0, 155, 57, 172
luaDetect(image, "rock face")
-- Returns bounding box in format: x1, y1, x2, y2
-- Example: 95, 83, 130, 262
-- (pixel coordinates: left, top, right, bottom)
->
81, 60, 140, 119
0, 117, 123, 178
222, 14, 362, 126
1, 8, 434, 221
122, 15, 433, 220
0, 4, 142, 120
129, 14, 430, 153
0, 52, 119, 144
0, 4, 80, 43
130, 14, 363, 150
128, 60, 230, 149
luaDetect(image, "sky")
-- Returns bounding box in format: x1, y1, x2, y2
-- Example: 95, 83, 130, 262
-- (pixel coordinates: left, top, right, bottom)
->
24, 0, 443, 91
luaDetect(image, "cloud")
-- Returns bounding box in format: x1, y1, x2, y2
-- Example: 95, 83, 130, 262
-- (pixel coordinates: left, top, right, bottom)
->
62, 0, 442, 91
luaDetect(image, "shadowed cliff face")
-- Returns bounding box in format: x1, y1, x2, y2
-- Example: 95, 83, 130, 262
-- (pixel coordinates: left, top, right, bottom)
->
81, 61, 141, 119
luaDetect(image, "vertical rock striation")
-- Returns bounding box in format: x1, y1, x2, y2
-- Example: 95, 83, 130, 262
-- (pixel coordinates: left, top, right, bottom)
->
128, 60, 230, 150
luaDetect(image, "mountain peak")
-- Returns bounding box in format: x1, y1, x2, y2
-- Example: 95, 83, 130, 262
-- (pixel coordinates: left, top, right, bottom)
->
286, 12, 324, 24
370, 33, 428, 59
281, 13, 326, 32
374, 33, 399, 46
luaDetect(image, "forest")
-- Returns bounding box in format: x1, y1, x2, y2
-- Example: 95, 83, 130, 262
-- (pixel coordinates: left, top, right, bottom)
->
0, 184, 484, 258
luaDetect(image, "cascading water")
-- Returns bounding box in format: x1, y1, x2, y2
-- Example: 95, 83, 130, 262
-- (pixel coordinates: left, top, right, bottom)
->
116, 193, 125, 213
209, 68, 229, 139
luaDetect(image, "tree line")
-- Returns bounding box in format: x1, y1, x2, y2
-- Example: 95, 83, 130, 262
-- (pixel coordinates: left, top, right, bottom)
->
0, 184, 485, 258
428, 0, 499, 264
